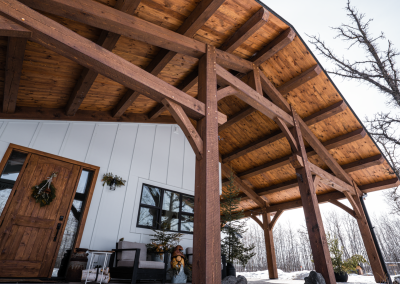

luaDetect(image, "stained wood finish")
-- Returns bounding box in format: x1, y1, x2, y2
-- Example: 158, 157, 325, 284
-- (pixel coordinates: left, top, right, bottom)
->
252, 28, 296, 65
0, 15, 31, 37
4, 37, 27, 113
218, 106, 254, 132
328, 200, 356, 218
0, 154, 80, 278
269, 209, 283, 229
0, 106, 176, 124
64, 0, 142, 116
19, 0, 254, 73
236, 128, 366, 180
262, 211, 278, 279
161, 98, 203, 160
0, 0, 223, 121
193, 45, 221, 284
291, 110, 336, 284
250, 215, 263, 228
222, 100, 348, 163
112, 0, 226, 118
148, 104, 167, 120
277, 65, 322, 95
219, 7, 269, 52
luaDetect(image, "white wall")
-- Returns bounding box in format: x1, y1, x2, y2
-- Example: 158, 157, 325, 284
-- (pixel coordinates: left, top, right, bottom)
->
0, 120, 196, 250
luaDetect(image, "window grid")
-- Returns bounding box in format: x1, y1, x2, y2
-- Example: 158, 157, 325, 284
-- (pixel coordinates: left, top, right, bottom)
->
137, 184, 194, 234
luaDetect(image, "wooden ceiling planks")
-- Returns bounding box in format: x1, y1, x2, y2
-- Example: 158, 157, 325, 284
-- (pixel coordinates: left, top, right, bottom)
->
0, 0, 397, 213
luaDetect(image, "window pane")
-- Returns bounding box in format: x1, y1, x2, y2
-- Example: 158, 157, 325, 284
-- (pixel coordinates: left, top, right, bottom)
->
162, 190, 180, 212
0, 151, 27, 216
161, 210, 179, 231
181, 214, 194, 232
76, 170, 91, 194
138, 207, 158, 228
182, 195, 194, 213
140, 185, 161, 207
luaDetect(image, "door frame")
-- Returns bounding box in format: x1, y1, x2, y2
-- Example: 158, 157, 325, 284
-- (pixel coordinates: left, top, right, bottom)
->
0, 143, 100, 255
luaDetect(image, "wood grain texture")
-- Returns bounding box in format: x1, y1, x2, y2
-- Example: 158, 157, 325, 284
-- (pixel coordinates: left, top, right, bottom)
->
193, 45, 221, 284
269, 209, 283, 229
291, 110, 336, 284
112, 0, 226, 118
0, 15, 31, 37
3, 37, 27, 113
262, 211, 278, 279
277, 65, 322, 95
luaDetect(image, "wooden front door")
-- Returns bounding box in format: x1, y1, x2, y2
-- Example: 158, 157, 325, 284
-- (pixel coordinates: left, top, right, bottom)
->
0, 154, 81, 278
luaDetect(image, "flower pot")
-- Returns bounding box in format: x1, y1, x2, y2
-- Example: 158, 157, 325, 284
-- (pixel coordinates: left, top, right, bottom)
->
335, 272, 348, 282
171, 266, 187, 283
226, 262, 236, 277
151, 253, 164, 262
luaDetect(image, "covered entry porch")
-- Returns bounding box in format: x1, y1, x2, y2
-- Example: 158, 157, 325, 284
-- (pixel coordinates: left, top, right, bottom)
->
0, 0, 398, 283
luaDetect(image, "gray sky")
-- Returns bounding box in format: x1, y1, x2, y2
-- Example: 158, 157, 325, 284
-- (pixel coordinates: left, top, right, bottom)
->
249, 0, 400, 229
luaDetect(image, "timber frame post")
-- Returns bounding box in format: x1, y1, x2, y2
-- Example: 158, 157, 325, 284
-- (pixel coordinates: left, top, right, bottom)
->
290, 109, 336, 284
193, 45, 221, 284
261, 210, 278, 279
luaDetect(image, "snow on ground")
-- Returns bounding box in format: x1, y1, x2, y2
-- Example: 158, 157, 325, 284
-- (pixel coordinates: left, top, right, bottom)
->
238, 269, 392, 283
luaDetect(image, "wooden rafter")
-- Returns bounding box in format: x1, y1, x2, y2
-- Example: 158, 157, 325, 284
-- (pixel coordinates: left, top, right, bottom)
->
0, 0, 228, 123
64, 0, 142, 116
236, 128, 366, 180
222, 100, 348, 162
218, 106, 254, 132
251, 28, 296, 66
3, 37, 27, 113
277, 65, 322, 95
147, 104, 167, 120
112, 0, 226, 118
19, 0, 254, 73
161, 98, 203, 160
219, 7, 269, 52
145, 6, 269, 119
342, 154, 384, 173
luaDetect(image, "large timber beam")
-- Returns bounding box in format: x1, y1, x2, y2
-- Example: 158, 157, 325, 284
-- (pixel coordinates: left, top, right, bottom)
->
0, 14, 31, 37
251, 28, 296, 66
3, 37, 27, 113
112, 0, 226, 118
0, 106, 177, 124
222, 100, 347, 162
216, 64, 293, 125
239, 177, 400, 214
193, 45, 221, 283
237, 128, 366, 180
144, 7, 269, 120
228, 154, 386, 202
18, 0, 253, 73
0, 0, 228, 123
64, 0, 142, 117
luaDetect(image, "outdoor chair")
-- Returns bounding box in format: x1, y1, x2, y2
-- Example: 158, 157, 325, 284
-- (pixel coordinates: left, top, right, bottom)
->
185, 247, 227, 279
109, 241, 168, 284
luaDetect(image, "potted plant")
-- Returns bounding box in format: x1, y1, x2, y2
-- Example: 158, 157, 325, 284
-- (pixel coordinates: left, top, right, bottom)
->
146, 227, 183, 262
328, 234, 368, 282
220, 172, 255, 276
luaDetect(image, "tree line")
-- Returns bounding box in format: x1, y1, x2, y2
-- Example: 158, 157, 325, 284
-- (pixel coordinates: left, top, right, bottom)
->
235, 209, 400, 275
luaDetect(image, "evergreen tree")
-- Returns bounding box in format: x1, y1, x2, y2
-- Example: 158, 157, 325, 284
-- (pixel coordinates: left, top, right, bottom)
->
220, 172, 255, 267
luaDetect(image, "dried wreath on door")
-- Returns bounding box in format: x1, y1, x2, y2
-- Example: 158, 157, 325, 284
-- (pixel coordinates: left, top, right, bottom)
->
32, 172, 57, 207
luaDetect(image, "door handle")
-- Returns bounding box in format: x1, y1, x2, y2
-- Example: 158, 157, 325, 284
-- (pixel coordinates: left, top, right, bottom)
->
54, 223, 61, 241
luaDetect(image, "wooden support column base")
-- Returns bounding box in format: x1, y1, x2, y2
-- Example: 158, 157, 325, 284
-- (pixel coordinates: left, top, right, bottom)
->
262, 211, 278, 279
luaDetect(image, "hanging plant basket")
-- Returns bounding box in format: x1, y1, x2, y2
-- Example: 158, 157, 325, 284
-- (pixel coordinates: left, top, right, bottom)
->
101, 173, 126, 190
31, 172, 57, 207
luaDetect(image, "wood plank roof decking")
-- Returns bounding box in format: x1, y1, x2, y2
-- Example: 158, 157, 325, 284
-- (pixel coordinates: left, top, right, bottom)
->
0, 0, 397, 214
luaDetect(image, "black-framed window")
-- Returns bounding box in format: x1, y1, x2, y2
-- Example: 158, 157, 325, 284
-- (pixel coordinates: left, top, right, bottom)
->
137, 184, 194, 234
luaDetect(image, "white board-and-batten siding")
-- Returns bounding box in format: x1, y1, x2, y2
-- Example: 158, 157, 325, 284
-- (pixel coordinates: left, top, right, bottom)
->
0, 120, 197, 250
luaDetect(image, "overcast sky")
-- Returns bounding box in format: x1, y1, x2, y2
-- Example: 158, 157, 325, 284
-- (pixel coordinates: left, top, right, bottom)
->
248, 0, 400, 229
